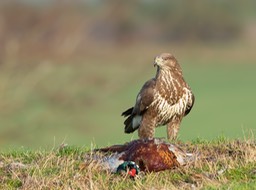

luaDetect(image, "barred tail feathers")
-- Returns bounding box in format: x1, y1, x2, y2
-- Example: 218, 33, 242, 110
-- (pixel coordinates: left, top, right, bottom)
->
122, 107, 141, 133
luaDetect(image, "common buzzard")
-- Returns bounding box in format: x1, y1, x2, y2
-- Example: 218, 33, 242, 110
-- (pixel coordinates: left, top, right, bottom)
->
122, 53, 195, 140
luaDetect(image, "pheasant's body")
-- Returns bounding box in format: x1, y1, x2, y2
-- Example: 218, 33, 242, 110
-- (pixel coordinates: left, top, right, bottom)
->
94, 138, 192, 172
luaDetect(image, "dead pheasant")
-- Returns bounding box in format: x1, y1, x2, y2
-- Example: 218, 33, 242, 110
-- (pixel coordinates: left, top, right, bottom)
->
92, 138, 193, 175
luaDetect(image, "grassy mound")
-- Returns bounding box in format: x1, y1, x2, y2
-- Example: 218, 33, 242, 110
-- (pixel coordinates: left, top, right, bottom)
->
0, 137, 255, 189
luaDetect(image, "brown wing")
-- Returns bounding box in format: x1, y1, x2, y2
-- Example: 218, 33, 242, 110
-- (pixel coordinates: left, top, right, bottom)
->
185, 92, 195, 116
122, 78, 156, 133
133, 78, 156, 115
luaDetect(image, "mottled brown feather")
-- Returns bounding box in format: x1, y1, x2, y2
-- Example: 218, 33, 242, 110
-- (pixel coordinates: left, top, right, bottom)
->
133, 79, 156, 114
123, 79, 156, 133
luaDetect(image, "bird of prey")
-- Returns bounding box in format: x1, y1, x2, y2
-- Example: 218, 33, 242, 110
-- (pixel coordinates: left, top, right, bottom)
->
122, 53, 195, 140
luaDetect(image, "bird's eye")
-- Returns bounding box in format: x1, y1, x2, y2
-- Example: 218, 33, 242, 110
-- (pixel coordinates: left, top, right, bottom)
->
163, 56, 172, 61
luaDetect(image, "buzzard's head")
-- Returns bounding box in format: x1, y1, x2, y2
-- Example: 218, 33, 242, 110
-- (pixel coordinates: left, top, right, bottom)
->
154, 53, 180, 71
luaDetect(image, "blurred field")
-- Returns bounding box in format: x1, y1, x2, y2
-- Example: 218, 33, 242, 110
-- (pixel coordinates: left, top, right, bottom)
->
0, 1, 255, 150
0, 44, 255, 150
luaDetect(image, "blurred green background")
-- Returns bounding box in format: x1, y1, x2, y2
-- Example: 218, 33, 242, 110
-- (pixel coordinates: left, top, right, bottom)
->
0, 0, 255, 150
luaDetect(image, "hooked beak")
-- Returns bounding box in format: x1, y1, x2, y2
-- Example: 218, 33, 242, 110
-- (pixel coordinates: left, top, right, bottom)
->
154, 56, 160, 67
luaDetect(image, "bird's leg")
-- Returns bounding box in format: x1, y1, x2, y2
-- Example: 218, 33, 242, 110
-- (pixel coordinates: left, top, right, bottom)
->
167, 116, 181, 141
138, 114, 156, 139
138, 125, 155, 139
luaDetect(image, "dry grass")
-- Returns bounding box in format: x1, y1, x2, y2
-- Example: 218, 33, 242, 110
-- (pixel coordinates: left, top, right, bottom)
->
0, 137, 255, 189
